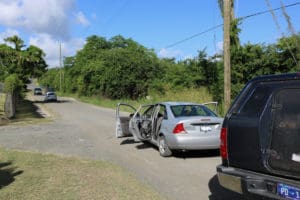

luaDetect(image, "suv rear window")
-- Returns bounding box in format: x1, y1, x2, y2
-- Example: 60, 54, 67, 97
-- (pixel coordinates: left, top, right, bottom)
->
269, 88, 300, 175
238, 85, 270, 116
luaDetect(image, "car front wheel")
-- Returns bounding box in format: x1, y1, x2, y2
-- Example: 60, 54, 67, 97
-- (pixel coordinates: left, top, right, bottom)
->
158, 136, 172, 157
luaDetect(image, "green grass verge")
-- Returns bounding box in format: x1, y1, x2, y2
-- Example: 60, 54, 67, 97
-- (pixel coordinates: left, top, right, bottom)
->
0, 147, 166, 200
60, 87, 224, 115
61, 87, 213, 109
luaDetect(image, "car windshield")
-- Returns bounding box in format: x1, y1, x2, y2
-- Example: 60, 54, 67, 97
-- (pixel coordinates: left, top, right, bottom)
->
170, 105, 217, 117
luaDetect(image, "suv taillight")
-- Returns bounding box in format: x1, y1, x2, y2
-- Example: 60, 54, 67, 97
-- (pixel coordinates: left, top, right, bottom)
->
173, 123, 187, 134
220, 128, 228, 159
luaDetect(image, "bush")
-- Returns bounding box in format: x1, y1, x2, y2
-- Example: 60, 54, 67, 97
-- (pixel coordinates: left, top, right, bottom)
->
4, 74, 23, 93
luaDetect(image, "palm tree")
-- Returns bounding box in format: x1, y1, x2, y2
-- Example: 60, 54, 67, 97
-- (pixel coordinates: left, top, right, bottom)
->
4, 35, 25, 51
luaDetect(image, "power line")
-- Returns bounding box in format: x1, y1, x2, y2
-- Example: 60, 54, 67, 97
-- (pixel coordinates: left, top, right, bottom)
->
240, 1, 300, 20
165, 24, 223, 49
165, 1, 300, 49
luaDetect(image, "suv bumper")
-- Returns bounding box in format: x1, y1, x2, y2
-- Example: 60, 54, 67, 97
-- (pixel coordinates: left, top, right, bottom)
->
217, 165, 300, 200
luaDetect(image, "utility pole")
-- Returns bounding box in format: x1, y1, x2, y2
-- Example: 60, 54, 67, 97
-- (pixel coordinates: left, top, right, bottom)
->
223, 0, 231, 113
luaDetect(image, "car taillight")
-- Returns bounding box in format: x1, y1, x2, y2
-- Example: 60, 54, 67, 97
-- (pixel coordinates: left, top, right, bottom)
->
173, 123, 187, 134
220, 128, 228, 159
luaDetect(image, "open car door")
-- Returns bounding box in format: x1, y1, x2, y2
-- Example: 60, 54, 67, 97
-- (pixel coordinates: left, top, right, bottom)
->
129, 104, 159, 142
202, 101, 218, 113
116, 103, 136, 138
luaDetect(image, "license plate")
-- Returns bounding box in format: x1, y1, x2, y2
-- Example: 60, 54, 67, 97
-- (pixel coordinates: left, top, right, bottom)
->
277, 183, 300, 199
200, 126, 212, 132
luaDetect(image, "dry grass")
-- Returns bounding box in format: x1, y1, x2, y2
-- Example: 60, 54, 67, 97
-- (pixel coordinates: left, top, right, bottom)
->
0, 93, 5, 115
72, 87, 224, 115
67, 87, 215, 110
0, 147, 166, 200
148, 87, 213, 103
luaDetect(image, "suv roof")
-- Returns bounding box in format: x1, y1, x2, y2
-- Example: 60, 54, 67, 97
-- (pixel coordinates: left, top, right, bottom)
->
249, 72, 300, 82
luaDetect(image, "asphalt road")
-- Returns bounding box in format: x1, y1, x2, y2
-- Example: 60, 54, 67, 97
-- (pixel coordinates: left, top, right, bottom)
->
0, 91, 244, 200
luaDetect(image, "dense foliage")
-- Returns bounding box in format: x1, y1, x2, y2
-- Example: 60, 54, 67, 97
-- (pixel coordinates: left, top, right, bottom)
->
39, 33, 300, 102
0, 35, 47, 85
41, 35, 162, 99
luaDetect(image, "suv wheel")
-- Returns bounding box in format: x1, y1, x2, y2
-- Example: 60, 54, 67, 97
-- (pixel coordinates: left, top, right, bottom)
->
158, 136, 172, 157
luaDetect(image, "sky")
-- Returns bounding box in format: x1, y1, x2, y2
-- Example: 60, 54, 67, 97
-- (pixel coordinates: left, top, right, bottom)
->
0, 0, 300, 68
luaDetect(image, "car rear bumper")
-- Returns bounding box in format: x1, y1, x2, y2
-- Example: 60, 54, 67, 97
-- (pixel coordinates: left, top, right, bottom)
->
217, 165, 300, 200
45, 97, 57, 101
166, 134, 220, 150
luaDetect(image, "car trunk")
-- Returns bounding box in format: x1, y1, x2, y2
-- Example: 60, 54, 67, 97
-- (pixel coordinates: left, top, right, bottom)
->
183, 117, 223, 136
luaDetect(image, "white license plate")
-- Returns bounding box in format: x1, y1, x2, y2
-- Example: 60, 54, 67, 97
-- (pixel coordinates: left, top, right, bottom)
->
200, 126, 212, 132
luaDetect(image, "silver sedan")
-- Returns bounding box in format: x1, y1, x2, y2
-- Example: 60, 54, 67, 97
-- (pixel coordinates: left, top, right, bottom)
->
116, 102, 223, 157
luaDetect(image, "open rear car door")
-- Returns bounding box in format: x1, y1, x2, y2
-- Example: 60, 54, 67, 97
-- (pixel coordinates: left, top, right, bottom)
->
129, 104, 158, 142
116, 103, 136, 138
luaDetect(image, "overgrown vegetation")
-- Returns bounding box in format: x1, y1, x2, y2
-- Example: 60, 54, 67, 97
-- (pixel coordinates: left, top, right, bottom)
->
0, 147, 165, 200
0, 93, 5, 115
3, 74, 23, 94
39, 33, 300, 110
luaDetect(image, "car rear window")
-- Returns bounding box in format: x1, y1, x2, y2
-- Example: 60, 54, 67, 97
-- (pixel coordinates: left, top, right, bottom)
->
170, 105, 217, 117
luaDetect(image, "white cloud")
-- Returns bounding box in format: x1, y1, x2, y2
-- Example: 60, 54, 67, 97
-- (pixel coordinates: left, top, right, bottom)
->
158, 48, 183, 59
76, 11, 90, 27
0, 28, 20, 43
0, 0, 75, 40
29, 34, 85, 68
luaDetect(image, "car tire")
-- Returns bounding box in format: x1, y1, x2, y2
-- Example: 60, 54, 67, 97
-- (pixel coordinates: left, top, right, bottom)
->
158, 136, 172, 157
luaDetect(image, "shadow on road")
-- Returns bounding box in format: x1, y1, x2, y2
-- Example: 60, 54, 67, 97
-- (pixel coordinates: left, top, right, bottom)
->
135, 142, 157, 150
16, 99, 45, 119
174, 149, 220, 159
120, 138, 138, 145
208, 174, 245, 200
33, 99, 72, 104
0, 162, 23, 189
120, 138, 221, 158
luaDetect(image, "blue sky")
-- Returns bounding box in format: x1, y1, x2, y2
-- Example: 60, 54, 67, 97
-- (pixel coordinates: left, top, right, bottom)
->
0, 0, 300, 67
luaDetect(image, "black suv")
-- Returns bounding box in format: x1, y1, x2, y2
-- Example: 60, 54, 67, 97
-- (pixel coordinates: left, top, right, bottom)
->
217, 73, 300, 200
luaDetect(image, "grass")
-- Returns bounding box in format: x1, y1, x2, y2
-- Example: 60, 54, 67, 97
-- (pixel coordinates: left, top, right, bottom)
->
62, 87, 213, 109
0, 93, 5, 115
0, 147, 165, 200
60, 87, 224, 115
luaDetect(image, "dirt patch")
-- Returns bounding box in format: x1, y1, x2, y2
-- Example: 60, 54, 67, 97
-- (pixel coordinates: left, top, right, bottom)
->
0, 117, 9, 126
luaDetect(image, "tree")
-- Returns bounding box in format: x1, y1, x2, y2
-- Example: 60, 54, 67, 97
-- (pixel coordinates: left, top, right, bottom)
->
4, 35, 25, 51
1, 36, 47, 83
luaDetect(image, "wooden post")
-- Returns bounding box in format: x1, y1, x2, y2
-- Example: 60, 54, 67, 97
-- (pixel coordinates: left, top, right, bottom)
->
223, 0, 231, 113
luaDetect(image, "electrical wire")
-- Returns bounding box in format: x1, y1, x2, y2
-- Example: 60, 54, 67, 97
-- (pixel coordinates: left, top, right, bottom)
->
165, 1, 300, 49
165, 24, 223, 49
